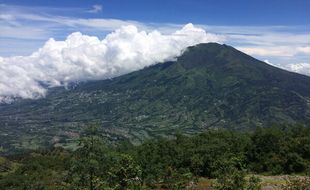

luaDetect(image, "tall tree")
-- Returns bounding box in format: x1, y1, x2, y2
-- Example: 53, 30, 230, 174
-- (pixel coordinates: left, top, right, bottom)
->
69, 123, 108, 190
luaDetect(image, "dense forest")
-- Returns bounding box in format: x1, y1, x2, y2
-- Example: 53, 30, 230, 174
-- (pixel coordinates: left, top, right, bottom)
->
1, 124, 310, 189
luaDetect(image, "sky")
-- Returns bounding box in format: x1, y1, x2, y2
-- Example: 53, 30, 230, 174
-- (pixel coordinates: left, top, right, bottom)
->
0, 0, 309, 102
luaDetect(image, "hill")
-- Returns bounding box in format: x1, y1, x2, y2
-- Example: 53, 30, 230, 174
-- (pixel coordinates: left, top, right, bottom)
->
0, 43, 309, 154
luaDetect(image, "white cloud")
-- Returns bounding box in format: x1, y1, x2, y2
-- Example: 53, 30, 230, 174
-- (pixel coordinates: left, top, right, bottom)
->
238, 46, 295, 57
282, 63, 310, 76
0, 12, 143, 34
58, 18, 143, 31
0, 25, 49, 40
264, 60, 310, 76
298, 46, 310, 54
87, 5, 102, 13
237, 46, 310, 57
0, 5, 144, 42
0, 23, 222, 103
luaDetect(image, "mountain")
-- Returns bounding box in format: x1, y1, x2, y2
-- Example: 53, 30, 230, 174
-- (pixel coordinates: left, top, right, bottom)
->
0, 43, 309, 154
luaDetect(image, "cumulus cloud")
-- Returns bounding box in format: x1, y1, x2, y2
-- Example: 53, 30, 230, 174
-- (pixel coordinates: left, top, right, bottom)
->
0, 23, 222, 103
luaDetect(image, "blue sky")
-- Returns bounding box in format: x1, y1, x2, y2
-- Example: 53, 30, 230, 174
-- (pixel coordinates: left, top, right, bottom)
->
3, 0, 310, 25
0, 0, 310, 74
4, 0, 310, 25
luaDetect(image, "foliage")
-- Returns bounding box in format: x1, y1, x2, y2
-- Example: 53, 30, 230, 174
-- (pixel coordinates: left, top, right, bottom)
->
282, 176, 310, 190
246, 125, 310, 174
107, 154, 143, 189
161, 167, 193, 190
212, 168, 262, 190
68, 124, 108, 189
246, 175, 262, 190
0, 125, 309, 189
0, 147, 70, 190
212, 167, 247, 190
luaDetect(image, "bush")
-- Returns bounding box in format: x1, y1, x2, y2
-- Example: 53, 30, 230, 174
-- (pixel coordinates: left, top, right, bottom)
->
212, 167, 262, 190
212, 167, 247, 190
162, 167, 193, 190
246, 175, 262, 190
282, 176, 310, 190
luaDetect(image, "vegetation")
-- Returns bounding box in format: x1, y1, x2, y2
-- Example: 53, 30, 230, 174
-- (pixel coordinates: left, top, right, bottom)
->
282, 176, 310, 190
0, 124, 309, 189
1, 43, 310, 154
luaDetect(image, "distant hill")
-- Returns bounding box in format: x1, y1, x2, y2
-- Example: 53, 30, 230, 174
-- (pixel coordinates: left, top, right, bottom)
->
0, 43, 309, 154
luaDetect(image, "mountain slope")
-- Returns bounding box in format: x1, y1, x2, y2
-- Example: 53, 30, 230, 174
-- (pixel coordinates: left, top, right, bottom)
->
0, 43, 309, 153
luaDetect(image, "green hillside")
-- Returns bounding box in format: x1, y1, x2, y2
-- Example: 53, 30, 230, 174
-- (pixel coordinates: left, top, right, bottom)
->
0, 43, 309, 154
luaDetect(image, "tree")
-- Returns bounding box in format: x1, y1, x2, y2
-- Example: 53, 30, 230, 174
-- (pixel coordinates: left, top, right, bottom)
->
69, 123, 108, 190
107, 154, 143, 190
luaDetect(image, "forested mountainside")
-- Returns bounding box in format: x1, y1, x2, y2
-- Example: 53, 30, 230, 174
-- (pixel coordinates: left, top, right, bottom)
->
0, 43, 309, 154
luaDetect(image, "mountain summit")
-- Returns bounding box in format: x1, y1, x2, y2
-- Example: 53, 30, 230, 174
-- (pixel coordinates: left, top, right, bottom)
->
1, 43, 309, 153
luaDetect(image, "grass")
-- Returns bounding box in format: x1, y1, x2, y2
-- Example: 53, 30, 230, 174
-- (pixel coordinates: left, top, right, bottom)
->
194, 178, 214, 190
194, 175, 309, 190
0, 156, 20, 177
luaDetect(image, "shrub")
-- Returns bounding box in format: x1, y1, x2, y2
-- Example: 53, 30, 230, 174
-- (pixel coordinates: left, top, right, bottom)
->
212, 167, 247, 190
282, 176, 310, 190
